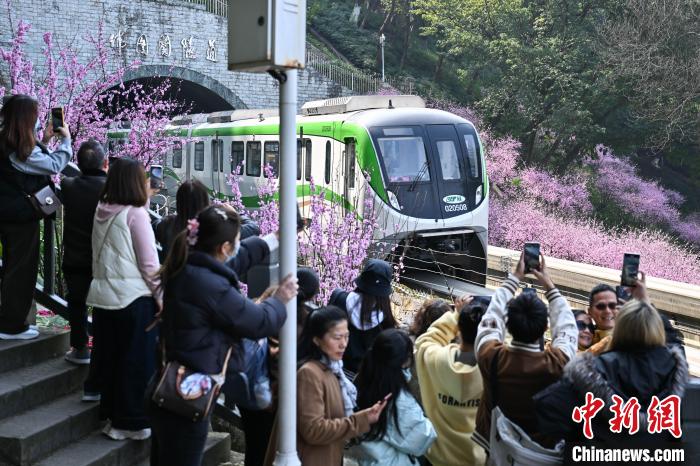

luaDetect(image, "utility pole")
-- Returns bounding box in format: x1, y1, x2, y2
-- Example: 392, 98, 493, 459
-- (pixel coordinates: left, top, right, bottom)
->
380, 33, 386, 82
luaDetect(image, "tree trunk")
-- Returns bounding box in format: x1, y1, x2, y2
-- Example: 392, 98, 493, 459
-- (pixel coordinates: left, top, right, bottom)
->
433, 53, 445, 82
399, 13, 413, 70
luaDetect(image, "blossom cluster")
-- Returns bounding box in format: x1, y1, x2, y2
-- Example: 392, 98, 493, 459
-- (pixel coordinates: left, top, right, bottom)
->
589, 145, 700, 244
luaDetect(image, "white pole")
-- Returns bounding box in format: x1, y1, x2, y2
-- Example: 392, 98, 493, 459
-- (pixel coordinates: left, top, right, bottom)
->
273, 68, 301, 466
380, 33, 385, 82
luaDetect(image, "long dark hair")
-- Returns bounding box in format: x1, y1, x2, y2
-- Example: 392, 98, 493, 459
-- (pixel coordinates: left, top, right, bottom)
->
356, 290, 396, 329
298, 306, 348, 363
100, 158, 148, 206
0, 94, 39, 161
174, 179, 210, 232
159, 205, 240, 289
354, 329, 414, 441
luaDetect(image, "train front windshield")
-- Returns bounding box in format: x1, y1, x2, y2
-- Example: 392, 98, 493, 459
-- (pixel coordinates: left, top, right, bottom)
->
376, 128, 430, 184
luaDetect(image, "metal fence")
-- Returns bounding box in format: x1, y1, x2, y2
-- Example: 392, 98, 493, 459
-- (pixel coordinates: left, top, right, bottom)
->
305, 44, 415, 95
181, 0, 228, 17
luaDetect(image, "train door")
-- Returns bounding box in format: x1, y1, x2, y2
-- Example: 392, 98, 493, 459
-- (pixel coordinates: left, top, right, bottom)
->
425, 125, 470, 220
211, 138, 224, 195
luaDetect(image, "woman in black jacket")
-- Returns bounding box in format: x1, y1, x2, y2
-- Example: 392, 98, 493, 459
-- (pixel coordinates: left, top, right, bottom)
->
534, 272, 688, 453
0, 95, 71, 339
150, 205, 298, 466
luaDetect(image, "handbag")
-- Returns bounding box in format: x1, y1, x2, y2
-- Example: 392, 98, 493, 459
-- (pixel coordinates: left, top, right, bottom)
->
27, 184, 61, 217
486, 348, 564, 466
151, 344, 233, 422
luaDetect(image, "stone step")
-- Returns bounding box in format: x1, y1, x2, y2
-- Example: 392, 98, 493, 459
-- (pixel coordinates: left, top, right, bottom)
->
0, 330, 70, 375
136, 432, 231, 466
0, 392, 99, 466
0, 357, 87, 421
34, 431, 150, 466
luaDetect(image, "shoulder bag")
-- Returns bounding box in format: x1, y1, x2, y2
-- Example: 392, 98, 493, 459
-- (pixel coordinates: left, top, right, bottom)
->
151, 342, 233, 422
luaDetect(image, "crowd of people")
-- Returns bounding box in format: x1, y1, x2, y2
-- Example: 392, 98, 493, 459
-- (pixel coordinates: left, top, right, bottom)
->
0, 94, 691, 466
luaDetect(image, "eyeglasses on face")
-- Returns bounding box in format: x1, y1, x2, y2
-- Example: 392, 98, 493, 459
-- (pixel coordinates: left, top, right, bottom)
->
594, 302, 619, 311
576, 320, 596, 333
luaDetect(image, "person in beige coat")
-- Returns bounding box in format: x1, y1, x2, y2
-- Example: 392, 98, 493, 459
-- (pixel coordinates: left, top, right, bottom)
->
264, 306, 388, 466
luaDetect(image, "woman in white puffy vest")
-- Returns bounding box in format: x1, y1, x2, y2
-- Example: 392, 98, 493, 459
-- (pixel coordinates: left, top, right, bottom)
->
86, 157, 161, 441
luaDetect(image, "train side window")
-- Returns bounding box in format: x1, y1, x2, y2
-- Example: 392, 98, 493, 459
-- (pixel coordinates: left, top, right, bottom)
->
296, 139, 302, 180
172, 143, 182, 168
194, 142, 204, 171
436, 140, 461, 180
264, 141, 279, 178
305, 139, 312, 181
324, 141, 331, 184
463, 134, 480, 178
246, 141, 261, 177
231, 141, 244, 174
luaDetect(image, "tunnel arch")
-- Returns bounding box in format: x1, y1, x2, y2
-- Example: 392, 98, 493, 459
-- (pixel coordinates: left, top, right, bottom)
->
121, 65, 247, 112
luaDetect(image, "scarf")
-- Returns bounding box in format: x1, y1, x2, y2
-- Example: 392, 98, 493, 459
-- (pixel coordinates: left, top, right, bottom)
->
321, 355, 357, 416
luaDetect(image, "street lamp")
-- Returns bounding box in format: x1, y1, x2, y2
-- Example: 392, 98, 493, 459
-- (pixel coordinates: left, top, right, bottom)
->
379, 33, 386, 82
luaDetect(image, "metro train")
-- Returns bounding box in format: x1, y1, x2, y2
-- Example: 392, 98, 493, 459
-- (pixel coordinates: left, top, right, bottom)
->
107, 95, 489, 285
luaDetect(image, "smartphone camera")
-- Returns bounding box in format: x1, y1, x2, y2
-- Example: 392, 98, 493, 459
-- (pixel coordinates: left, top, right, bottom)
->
149, 165, 164, 190
621, 252, 640, 287
50, 107, 64, 132
524, 242, 541, 273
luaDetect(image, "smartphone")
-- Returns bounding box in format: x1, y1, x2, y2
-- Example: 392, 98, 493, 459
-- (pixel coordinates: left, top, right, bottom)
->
615, 285, 631, 302
621, 253, 640, 287
524, 242, 541, 273
50, 107, 64, 132
149, 164, 164, 190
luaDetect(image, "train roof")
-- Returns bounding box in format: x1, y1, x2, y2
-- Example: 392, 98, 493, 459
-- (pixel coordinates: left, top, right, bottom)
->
109, 95, 478, 136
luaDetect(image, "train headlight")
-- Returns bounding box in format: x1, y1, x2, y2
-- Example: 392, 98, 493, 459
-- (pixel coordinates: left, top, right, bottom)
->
387, 190, 401, 210
475, 185, 483, 204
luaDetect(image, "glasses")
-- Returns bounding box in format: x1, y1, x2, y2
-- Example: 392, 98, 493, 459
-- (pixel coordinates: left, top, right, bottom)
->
576, 321, 596, 333
594, 302, 619, 311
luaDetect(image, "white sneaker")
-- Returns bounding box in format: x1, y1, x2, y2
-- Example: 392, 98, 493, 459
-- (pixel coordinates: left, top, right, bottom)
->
0, 328, 40, 340
102, 421, 151, 441
65, 348, 91, 365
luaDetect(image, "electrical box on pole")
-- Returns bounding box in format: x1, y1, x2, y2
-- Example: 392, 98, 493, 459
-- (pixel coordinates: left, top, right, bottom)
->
228, 0, 306, 72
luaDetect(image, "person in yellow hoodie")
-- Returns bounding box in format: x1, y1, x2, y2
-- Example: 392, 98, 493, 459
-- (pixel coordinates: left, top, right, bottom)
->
415, 296, 488, 466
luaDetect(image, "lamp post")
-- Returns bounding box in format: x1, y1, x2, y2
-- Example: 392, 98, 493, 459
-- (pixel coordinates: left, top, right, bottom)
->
380, 33, 386, 82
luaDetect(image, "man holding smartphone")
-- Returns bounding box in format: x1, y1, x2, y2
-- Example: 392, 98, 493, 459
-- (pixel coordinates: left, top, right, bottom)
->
60, 139, 108, 401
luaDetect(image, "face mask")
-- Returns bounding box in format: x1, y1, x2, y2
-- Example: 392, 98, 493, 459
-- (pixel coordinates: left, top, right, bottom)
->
225, 241, 240, 261
402, 367, 412, 383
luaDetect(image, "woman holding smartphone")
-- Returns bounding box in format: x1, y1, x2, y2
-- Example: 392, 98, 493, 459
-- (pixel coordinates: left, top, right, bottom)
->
0, 95, 71, 340
264, 306, 389, 466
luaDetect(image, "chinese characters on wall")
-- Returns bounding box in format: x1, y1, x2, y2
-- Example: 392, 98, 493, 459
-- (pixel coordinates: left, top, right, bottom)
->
108, 29, 218, 62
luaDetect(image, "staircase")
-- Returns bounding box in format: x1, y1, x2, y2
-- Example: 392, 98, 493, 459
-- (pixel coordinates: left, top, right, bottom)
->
0, 329, 231, 466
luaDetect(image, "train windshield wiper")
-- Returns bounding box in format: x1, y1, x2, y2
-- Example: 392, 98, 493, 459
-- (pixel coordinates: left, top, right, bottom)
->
408, 160, 430, 192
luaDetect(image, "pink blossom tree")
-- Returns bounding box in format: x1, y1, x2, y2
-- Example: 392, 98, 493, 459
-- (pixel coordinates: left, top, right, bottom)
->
0, 16, 184, 168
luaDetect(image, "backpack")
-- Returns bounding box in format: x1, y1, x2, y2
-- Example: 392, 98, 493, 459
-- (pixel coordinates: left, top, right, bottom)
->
487, 348, 564, 466
222, 338, 273, 411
